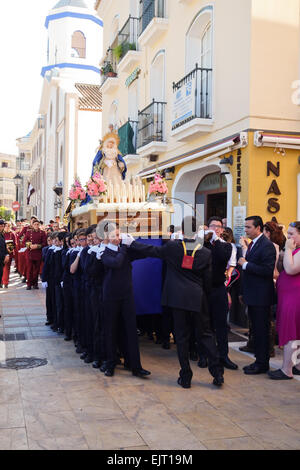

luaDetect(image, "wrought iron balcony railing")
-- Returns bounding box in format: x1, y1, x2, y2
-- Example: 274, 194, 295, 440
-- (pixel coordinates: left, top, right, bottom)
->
172, 65, 213, 130
115, 16, 139, 64
137, 100, 166, 149
139, 0, 166, 36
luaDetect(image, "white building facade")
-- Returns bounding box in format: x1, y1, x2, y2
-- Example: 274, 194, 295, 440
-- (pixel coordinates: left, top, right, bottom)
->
18, 0, 103, 223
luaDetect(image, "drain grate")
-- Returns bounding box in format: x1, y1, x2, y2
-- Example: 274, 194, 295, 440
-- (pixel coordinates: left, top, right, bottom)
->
0, 333, 27, 341
0, 357, 48, 370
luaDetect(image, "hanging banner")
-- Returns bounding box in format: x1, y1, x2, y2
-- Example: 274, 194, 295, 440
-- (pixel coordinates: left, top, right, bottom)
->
172, 77, 196, 128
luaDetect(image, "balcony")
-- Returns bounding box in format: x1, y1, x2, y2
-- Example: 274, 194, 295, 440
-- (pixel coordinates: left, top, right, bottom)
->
137, 100, 167, 157
100, 48, 119, 94
118, 120, 140, 166
115, 16, 142, 74
171, 65, 213, 141
138, 0, 168, 48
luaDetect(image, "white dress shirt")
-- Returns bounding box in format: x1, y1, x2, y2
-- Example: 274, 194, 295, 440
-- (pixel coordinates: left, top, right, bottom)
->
242, 233, 263, 270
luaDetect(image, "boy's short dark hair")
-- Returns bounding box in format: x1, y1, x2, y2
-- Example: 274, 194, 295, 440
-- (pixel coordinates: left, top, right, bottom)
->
207, 216, 223, 227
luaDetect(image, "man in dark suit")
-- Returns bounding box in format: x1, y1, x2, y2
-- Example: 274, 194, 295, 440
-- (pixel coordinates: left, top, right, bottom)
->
130, 216, 224, 388
238, 215, 276, 374
204, 217, 238, 370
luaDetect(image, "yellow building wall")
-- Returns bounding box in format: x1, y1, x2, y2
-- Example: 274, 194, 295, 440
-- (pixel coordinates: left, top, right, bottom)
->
247, 133, 299, 228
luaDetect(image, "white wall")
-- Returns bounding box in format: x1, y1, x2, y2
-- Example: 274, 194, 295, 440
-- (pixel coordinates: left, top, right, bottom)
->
77, 110, 102, 185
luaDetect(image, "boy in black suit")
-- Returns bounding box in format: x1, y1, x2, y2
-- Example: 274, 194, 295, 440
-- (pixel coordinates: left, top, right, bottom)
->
101, 223, 151, 379
130, 216, 224, 388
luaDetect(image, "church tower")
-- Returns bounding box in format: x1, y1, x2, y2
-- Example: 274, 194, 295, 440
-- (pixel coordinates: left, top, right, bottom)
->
42, 0, 103, 83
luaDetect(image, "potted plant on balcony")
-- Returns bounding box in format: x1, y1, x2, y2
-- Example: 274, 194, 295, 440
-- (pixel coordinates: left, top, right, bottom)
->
85, 172, 107, 206
113, 44, 124, 61
148, 173, 168, 204
100, 62, 117, 78
68, 178, 86, 208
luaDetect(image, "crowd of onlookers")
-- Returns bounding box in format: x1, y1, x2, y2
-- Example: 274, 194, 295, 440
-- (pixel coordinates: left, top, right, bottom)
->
0, 213, 299, 387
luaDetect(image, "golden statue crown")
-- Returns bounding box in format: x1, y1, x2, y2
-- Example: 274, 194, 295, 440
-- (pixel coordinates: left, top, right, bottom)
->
100, 131, 120, 150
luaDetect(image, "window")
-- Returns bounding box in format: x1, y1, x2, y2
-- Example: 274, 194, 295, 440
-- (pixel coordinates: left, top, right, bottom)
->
150, 50, 165, 102
186, 7, 213, 73
1, 162, 8, 168
71, 31, 86, 59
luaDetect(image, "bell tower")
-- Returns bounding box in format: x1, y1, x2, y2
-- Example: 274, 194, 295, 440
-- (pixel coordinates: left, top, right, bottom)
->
42, 0, 103, 83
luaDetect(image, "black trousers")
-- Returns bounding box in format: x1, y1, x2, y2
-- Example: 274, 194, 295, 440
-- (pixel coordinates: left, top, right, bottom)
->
55, 285, 64, 330
63, 282, 73, 339
84, 282, 95, 357
248, 305, 270, 367
172, 308, 223, 380
161, 306, 173, 342
209, 285, 229, 360
72, 280, 81, 344
104, 295, 142, 371
91, 285, 106, 362
45, 284, 54, 324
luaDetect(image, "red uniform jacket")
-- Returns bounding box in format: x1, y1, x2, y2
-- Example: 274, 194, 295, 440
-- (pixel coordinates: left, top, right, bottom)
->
3, 231, 16, 260
22, 229, 47, 261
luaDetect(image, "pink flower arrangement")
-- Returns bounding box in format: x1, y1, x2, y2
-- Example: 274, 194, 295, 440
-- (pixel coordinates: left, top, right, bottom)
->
69, 178, 86, 201
86, 172, 107, 197
149, 173, 168, 196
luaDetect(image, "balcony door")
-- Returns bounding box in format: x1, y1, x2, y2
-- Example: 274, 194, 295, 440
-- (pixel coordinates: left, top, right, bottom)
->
186, 7, 213, 118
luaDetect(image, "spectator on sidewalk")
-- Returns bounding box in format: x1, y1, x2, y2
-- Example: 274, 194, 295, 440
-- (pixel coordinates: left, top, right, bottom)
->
268, 221, 300, 380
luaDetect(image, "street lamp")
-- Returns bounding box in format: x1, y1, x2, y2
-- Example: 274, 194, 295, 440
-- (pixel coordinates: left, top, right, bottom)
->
13, 174, 22, 220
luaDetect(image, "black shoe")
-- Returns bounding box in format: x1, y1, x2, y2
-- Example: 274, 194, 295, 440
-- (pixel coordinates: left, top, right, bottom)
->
220, 357, 238, 370
100, 362, 108, 372
213, 374, 224, 387
45, 321, 52, 326
57, 328, 64, 334
243, 363, 269, 375
64, 337, 72, 341
26, 286, 31, 290
292, 366, 300, 376
51, 326, 58, 332
239, 344, 255, 353
268, 369, 293, 380
132, 368, 151, 378
92, 361, 101, 369
162, 341, 170, 350
80, 352, 88, 360
76, 346, 84, 354
197, 357, 208, 368
189, 351, 198, 362
104, 369, 114, 377
177, 377, 191, 389
84, 355, 93, 364
33, 285, 39, 290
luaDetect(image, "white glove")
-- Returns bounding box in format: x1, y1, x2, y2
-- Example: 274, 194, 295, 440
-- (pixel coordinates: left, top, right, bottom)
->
121, 233, 135, 246
61, 281, 63, 288
42, 282, 48, 289
171, 232, 183, 240
205, 230, 219, 243
96, 246, 106, 260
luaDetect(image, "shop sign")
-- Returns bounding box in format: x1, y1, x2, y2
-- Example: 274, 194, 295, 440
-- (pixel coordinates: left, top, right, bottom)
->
125, 68, 141, 88
267, 161, 281, 213
171, 77, 196, 128
233, 205, 247, 241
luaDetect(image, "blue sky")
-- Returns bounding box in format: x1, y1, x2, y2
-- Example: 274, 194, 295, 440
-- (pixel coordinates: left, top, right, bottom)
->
0, 0, 96, 155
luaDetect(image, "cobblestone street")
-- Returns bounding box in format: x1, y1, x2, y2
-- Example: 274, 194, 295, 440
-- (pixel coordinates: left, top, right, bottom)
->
0, 273, 299, 450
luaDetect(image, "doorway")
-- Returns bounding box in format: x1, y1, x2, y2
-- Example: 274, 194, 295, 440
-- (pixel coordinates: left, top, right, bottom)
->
195, 172, 227, 222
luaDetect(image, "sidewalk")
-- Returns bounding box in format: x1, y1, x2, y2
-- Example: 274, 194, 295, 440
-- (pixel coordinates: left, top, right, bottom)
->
0, 272, 300, 450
